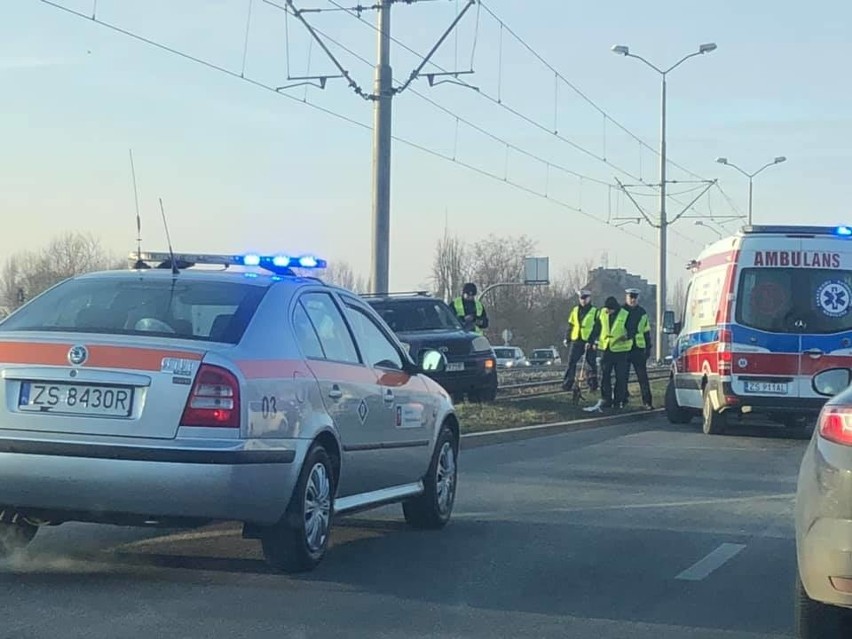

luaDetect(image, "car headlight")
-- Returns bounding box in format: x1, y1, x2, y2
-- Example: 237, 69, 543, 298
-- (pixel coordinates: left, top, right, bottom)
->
472, 336, 491, 352
505, 361, 513, 367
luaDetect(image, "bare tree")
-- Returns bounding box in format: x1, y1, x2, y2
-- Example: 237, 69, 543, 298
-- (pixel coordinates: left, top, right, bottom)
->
322, 261, 368, 293
1, 232, 117, 306
431, 229, 470, 302
670, 277, 688, 317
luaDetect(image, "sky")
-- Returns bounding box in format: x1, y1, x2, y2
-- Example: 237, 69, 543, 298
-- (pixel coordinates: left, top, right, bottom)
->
2, 0, 851, 293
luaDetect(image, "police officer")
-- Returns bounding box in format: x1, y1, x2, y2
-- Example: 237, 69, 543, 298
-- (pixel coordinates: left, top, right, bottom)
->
597, 296, 633, 409
453, 283, 489, 334
562, 289, 599, 392
623, 288, 653, 410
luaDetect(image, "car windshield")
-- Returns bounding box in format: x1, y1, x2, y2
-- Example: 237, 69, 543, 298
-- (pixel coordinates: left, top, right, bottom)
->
736, 268, 852, 334
368, 299, 462, 332
494, 348, 515, 358
0, 276, 268, 344
531, 350, 553, 358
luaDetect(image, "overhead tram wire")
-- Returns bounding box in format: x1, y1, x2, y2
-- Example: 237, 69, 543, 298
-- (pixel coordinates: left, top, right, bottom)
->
38, 0, 694, 258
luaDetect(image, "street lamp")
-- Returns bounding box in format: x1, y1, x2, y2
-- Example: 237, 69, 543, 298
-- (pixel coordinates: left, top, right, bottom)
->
716, 156, 787, 225
695, 220, 723, 239
611, 42, 717, 364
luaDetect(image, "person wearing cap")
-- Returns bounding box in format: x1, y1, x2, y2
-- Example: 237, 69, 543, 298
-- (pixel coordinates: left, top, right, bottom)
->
561, 289, 600, 392
597, 295, 633, 409
623, 288, 654, 410
453, 283, 489, 334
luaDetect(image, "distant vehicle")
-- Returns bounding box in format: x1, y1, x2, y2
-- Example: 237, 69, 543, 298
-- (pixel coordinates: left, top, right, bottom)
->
364, 292, 498, 403
528, 347, 561, 367
795, 367, 852, 636
0, 252, 459, 573
664, 225, 852, 435
494, 346, 529, 369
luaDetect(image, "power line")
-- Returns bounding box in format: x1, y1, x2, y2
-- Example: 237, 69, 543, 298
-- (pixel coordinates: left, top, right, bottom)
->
326, 0, 711, 187
280, 14, 613, 187
477, 0, 706, 182
322, 0, 651, 185
36, 0, 692, 259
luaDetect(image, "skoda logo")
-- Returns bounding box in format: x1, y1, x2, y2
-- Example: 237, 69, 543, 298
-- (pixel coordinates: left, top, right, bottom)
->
68, 345, 88, 366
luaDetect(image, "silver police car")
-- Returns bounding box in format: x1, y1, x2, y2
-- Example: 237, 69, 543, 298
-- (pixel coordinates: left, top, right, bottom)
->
0, 252, 459, 572
796, 367, 852, 636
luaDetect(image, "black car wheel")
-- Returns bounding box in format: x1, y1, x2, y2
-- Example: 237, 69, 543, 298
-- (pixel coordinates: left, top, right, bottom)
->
261, 443, 334, 573
702, 387, 726, 435
403, 425, 458, 529
796, 574, 850, 637
665, 379, 693, 424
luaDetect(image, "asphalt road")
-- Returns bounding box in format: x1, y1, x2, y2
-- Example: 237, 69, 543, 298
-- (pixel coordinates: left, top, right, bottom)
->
0, 416, 808, 638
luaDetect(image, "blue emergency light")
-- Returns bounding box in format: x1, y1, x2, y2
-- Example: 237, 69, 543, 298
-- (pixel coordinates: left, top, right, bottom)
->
132, 251, 327, 276
836, 226, 852, 237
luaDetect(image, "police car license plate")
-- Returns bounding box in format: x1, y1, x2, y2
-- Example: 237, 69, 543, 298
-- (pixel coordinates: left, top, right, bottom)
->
744, 381, 788, 395
445, 362, 465, 372
18, 382, 133, 417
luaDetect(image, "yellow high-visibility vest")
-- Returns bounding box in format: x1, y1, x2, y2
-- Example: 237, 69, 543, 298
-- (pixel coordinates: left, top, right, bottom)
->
599, 308, 633, 353
569, 305, 598, 341
634, 313, 650, 348
453, 297, 485, 334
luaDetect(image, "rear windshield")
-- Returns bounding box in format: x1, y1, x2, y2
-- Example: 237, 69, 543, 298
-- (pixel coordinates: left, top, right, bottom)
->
736, 268, 852, 334
0, 277, 268, 344
494, 348, 515, 358
368, 300, 461, 332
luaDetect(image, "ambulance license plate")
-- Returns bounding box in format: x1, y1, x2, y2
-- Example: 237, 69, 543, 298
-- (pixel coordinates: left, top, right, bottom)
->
744, 381, 788, 395
445, 362, 465, 372
18, 382, 133, 417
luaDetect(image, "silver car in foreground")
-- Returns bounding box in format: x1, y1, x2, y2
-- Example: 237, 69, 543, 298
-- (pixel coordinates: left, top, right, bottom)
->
795, 367, 852, 636
0, 252, 459, 572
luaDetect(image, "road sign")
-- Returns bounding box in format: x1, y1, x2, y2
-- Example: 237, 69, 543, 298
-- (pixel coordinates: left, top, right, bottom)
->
524, 257, 549, 285
501, 329, 513, 344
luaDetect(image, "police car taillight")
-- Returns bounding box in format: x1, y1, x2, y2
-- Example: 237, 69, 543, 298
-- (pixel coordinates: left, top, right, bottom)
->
818, 407, 852, 446
180, 364, 241, 428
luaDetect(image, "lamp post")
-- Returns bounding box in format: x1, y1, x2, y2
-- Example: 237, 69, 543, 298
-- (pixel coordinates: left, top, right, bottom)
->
716, 156, 787, 225
695, 220, 723, 239
611, 42, 717, 363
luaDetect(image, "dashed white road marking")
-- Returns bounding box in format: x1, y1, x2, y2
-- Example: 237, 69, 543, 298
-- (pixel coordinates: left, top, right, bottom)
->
675, 543, 747, 581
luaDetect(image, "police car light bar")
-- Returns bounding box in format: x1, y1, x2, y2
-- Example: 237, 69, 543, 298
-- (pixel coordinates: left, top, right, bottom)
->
130, 251, 327, 274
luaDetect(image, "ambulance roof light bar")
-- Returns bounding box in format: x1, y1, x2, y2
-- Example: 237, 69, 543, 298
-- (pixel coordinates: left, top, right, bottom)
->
130, 251, 327, 276
742, 225, 852, 237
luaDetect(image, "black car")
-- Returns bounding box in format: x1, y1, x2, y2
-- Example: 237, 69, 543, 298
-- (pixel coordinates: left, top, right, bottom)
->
364, 292, 498, 403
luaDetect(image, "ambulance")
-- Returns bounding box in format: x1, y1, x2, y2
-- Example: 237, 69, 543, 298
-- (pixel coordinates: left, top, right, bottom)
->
663, 225, 852, 434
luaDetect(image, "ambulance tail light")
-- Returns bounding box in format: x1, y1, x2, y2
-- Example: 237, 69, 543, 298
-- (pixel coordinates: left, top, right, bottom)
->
180, 364, 241, 428
818, 407, 852, 446
718, 329, 733, 375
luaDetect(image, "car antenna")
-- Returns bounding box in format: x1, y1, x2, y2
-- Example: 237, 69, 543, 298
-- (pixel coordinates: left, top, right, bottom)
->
159, 197, 179, 276
129, 149, 149, 270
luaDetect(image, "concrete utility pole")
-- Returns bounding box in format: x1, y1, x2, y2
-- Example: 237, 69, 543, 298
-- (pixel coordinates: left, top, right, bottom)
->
285, 0, 477, 294
371, 0, 393, 296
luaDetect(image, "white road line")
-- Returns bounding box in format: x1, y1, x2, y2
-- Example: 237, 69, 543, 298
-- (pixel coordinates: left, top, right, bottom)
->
675, 543, 746, 581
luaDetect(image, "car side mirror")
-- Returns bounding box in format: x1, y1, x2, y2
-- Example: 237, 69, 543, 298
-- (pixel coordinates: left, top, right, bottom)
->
420, 349, 447, 372
813, 368, 852, 397
662, 310, 677, 334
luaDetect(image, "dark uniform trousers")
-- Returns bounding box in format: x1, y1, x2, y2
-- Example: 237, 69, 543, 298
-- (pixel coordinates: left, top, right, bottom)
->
600, 350, 629, 407
562, 340, 598, 391
628, 347, 653, 406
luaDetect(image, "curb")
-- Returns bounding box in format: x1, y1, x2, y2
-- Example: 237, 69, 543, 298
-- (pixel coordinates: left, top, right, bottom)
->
460, 408, 664, 450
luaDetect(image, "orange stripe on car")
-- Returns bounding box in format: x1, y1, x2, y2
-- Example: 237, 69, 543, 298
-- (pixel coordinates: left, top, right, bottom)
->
237, 359, 377, 382
0, 342, 201, 371
238, 360, 308, 379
